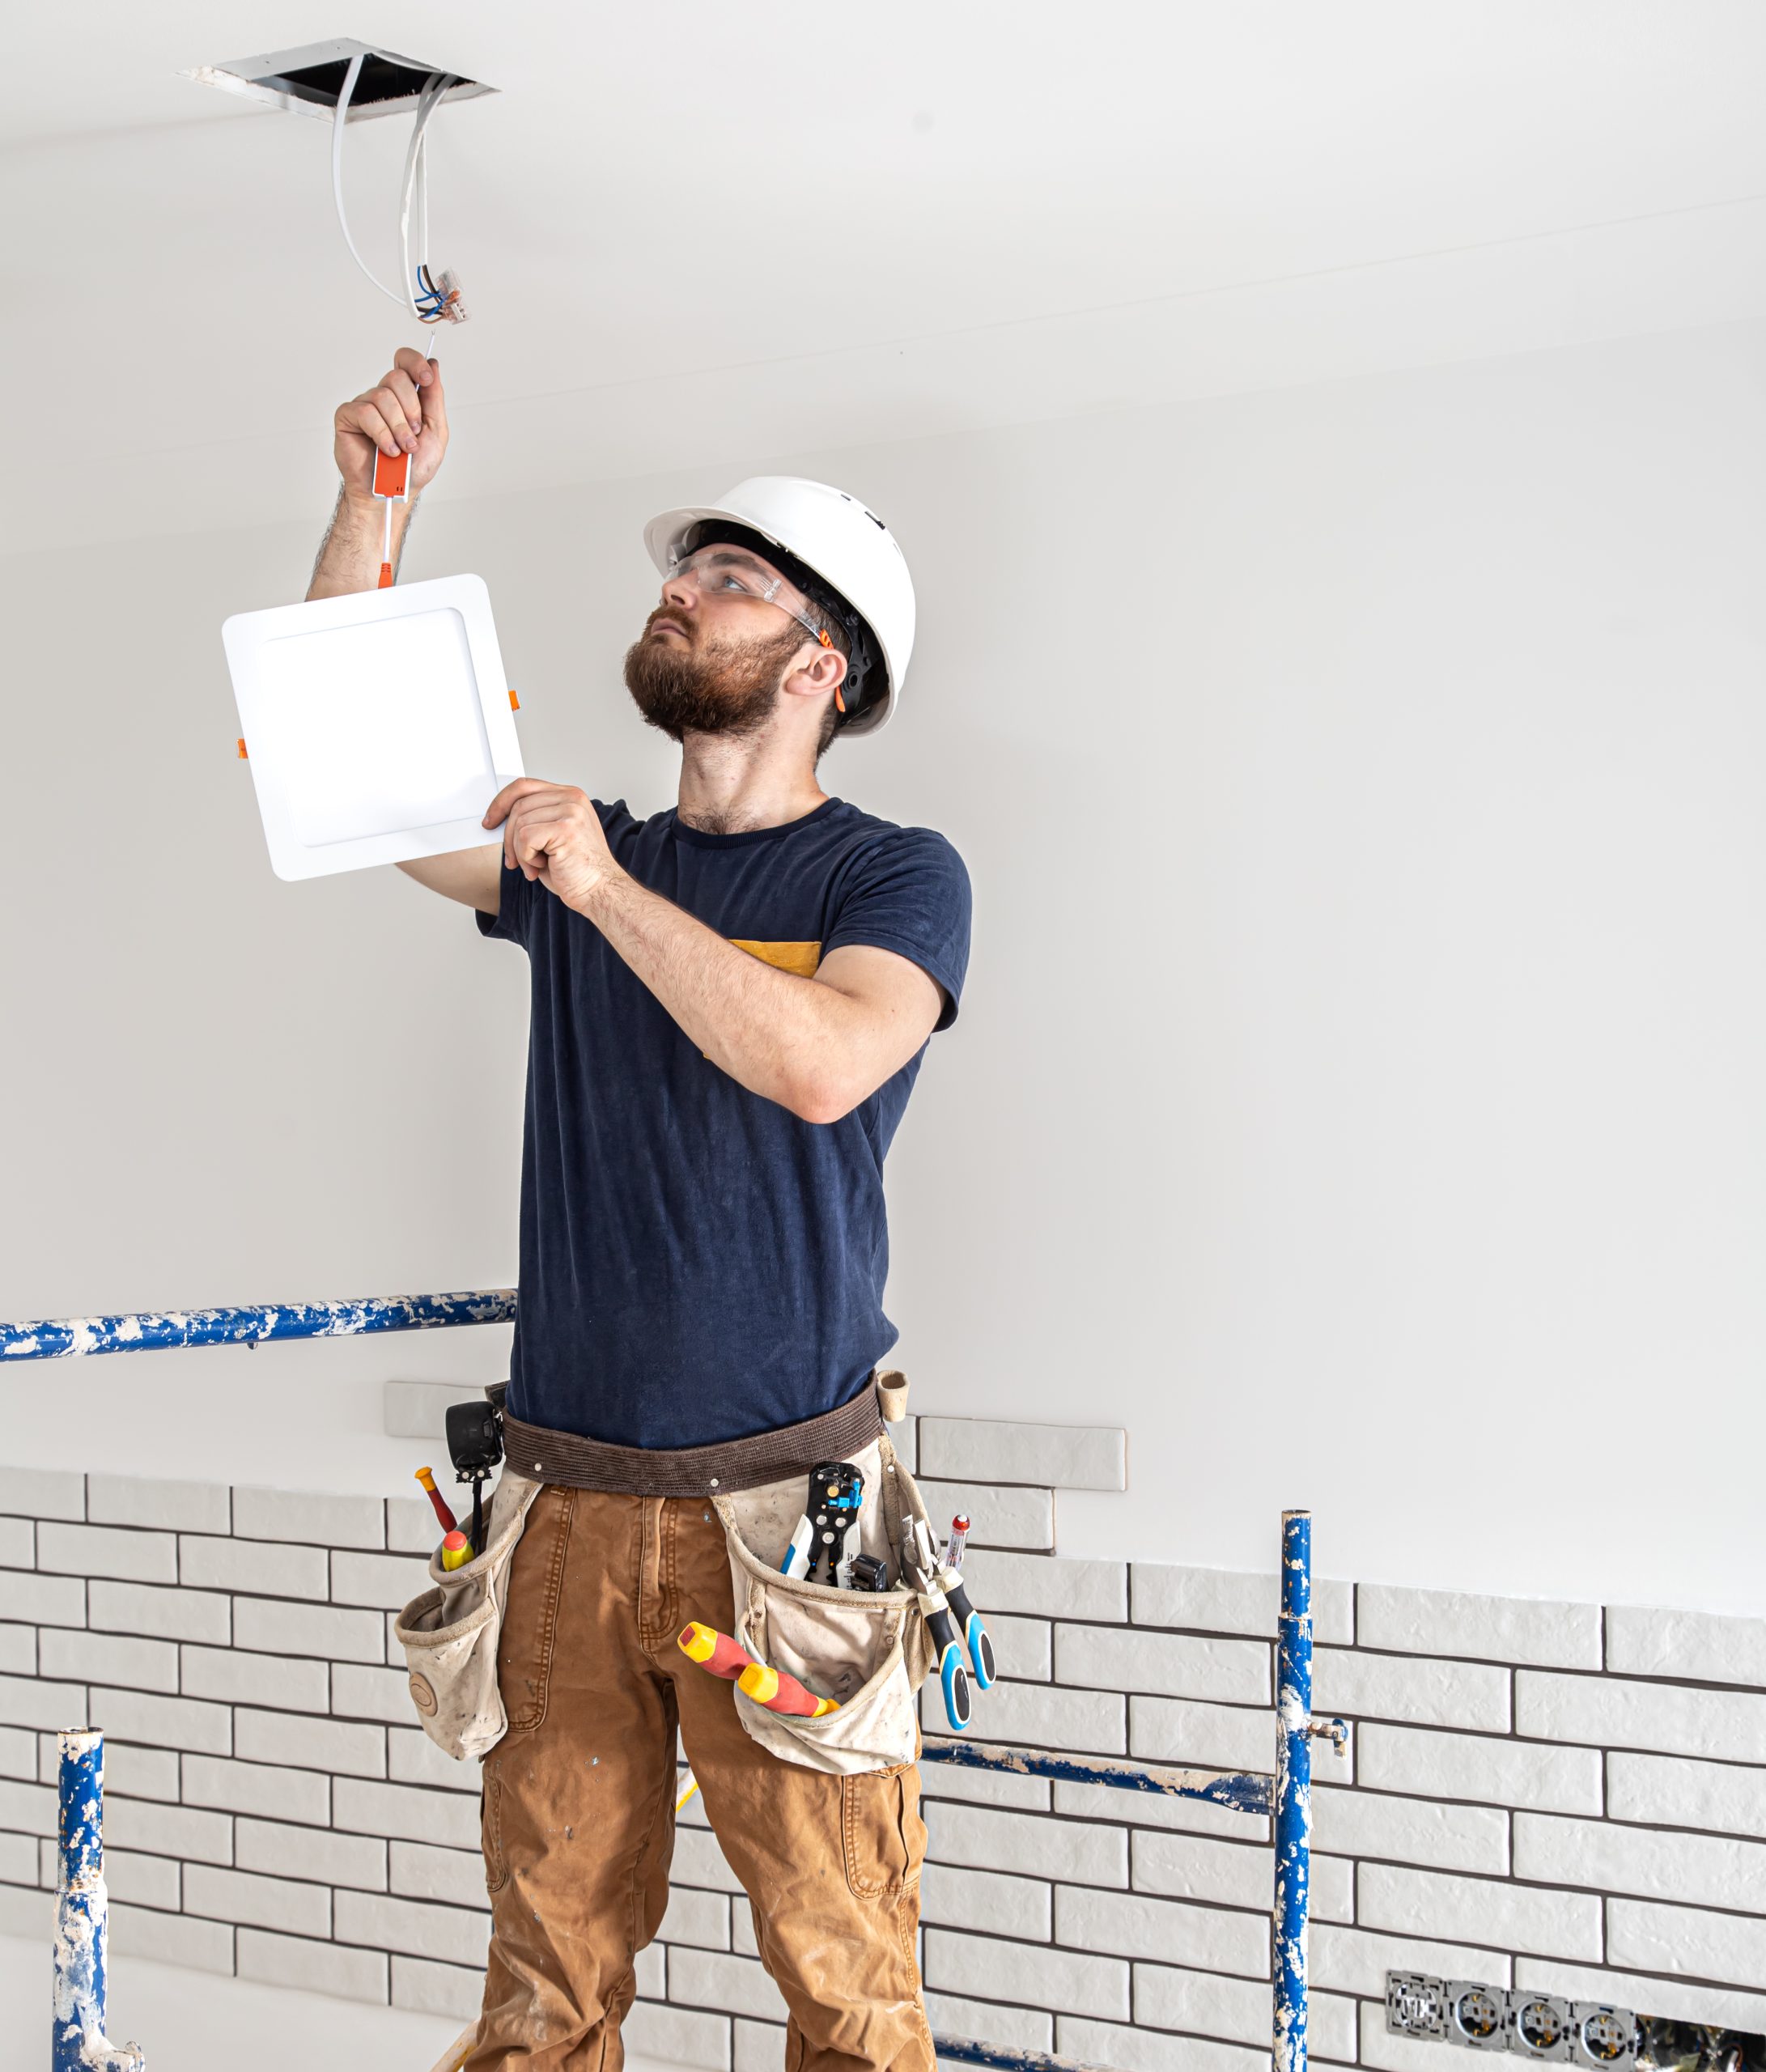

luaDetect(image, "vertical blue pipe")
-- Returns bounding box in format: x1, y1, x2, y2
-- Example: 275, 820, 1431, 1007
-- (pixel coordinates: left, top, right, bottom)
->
1272, 1509, 1313, 2072
53, 1729, 144, 2072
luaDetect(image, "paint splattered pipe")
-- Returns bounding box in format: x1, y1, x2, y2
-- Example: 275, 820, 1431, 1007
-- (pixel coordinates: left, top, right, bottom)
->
1273, 1509, 1314, 2072
53, 1730, 145, 2072
0, 1289, 517, 1361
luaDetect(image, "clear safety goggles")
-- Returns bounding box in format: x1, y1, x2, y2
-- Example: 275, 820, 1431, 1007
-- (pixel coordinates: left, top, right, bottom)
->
662, 545, 834, 655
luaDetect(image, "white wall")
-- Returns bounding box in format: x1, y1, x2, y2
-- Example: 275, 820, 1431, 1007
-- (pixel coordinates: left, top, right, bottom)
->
3, 317, 1761, 1611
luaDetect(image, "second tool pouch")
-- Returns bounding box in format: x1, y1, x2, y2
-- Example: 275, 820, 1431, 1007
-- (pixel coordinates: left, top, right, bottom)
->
393, 1469, 543, 1762
714, 1414, 939, 1777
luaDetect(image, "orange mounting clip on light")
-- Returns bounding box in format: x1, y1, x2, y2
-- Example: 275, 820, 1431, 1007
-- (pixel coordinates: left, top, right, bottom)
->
371, 448, 412, 588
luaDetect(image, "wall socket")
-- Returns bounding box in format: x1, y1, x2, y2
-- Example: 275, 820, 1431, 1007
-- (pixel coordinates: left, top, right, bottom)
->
1386, 1974, 1637, 2070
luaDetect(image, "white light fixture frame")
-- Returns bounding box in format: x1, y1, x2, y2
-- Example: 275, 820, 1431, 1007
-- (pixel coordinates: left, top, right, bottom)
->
185, 39, 494, 121
223, 574, 524, 882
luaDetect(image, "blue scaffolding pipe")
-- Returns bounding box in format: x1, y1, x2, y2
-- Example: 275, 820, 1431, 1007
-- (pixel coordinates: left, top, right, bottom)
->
9, 1292, 1339, 2072
53, 1730, 143, 2071
0, 1289, 516, 1362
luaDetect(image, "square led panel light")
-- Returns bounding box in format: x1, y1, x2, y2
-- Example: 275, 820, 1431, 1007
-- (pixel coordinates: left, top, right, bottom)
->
223, 574, 523, 881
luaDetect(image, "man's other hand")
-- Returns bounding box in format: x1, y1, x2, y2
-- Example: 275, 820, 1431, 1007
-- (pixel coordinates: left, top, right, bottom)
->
333, 349, 450, 502
485, 781, 619, 911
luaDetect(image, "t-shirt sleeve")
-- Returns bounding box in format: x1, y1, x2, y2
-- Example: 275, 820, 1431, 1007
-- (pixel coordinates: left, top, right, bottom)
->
475, 855, 533, 948
821, 827, 972, 1030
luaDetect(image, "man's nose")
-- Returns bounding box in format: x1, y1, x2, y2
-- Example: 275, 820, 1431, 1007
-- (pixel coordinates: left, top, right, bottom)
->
661, 573, 698, 613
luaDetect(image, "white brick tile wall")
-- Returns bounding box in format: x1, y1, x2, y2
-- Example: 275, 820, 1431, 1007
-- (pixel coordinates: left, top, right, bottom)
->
333, 1662, 418, 1723
914, 1480, 1055, 1551
109, 1900, 233, 1974
1358, 1862, 1602, 1959
926, 1799, 1127, 1886
185, 1861, 331, 1936
1605, 1897, 1766, 1984
388, 1837, 486, 1908
1509, 1959, 1766, 2037
1131, 1696, 1271, 1773
235, 1706, 384, 1777
0, 1467, 85, 1521
39, 1627, 178, 1692
1058, 1625, 1271, 1706
4, 1451, 1764, 2064
1360, 2005, 1468, 2072
179, 1535, 328, 1599
916, 1417, 1126, 1492
333, 1777, 479, 1852
1131, 1565, 1354, 1647
1607, 1751, 1766, 1840
923, 1988, 1054, 2052
1515, 1809, 1766, 1912
104, 1795, 231, 1865
1310, 1782, 1509, 1874
1311, 1649, 1510, 1732
331, 1548, 431, 1610
89, 1474, 230, 1535
391, 1952, 485, 2020
0, 1883, 52, 1938
388, 1495, 447, 1556
1517, 1670, 1766, 1764
932, 1677, 1124, 1754
1133, 1829, 1352, 1923
1310, 1923, 1513, 1998
960, 1548, 1127, 1621
104, 1845, 180, 1909
89, 1578, 228, 1645
732, 2015, 791, 2072
1055, 1883, 1270, 1980
38, 1521, 178, 1585
1057, 2017, 1265, 2072
920, 1860, 1052, 1940
335, 1889, 490, 1968
669, 1947, 790, 2023
1605, 1604, 1766, 1688
233, 1597, 383, 1662
92, 1686, 231, 1756
238, 1926, 388, 2003
240, 1815, 388, 1891
6, 1571, 85, 1626
659, 1883, 731, 1951
625, 1999, 732, 2070
1358, 1724, 1603, 1813
921, 1760, 1050, 1810
1357, 1585, 1601, 1671
181, 1643, 328, 1712
926, 1925, 1131, 2019
233, 1486, 385, 1551
185, 1753, 330, 1826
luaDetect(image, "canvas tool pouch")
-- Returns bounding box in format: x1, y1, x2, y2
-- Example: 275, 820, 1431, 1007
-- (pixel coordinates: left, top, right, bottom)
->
393, 1471, 543, 1761
713, 1377, 938, 1777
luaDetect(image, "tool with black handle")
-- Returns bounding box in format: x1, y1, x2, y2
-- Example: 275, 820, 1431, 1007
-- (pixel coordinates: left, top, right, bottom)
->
904, 1537, 973, 1731
913, 1518, 996, 1692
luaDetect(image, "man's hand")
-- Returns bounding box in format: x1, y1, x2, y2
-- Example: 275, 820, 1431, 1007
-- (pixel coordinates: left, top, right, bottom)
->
333, 347, 450, 503
484, 780, 620, 911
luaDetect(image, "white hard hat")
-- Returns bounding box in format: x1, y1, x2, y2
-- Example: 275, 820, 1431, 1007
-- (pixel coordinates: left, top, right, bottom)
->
643, 476, 915, 737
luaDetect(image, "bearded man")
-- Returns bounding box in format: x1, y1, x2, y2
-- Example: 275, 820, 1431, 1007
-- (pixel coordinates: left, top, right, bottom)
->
308, 348, 970, 2072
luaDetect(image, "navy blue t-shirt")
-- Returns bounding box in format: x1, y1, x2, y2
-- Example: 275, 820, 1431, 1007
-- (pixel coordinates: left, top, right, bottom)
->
478, 796, 971, 1449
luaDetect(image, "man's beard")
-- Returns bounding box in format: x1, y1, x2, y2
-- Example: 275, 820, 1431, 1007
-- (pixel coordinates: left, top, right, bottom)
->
622, 607, 806, 742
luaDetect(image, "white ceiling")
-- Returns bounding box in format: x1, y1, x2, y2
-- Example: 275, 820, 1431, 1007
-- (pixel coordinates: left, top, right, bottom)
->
4, 2, 1765, 553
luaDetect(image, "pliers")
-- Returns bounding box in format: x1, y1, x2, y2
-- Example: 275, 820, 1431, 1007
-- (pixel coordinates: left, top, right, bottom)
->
912, 1518, 995, 1692
906, 1556, 974, 1732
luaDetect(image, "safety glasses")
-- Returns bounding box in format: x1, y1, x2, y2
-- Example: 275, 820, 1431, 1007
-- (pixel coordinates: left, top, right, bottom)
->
662, 546, 833, 654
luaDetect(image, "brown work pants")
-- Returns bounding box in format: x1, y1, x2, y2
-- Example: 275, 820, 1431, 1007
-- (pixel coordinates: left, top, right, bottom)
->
464, 1486, 934, 2072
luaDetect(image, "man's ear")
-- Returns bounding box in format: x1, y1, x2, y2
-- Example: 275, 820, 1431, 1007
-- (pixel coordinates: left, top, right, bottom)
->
783, 643, 849, 703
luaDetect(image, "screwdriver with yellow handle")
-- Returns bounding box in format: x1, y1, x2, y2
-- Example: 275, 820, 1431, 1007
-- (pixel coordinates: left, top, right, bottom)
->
677, 1623, 840, 1718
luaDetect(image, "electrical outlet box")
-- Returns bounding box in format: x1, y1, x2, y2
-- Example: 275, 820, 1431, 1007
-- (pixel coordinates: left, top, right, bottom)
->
1512, 1994, 1575, 2062
185, 40, 494, 121
1390, 1975, 1450, 2040
1448, 1983, 1511, 2053
1572, 2006, 1638, 2070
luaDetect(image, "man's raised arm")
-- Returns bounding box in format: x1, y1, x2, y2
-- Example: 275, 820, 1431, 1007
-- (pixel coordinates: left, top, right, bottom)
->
308, 349, 499, 915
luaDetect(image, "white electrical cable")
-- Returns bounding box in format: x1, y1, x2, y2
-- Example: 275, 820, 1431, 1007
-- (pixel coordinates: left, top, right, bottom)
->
398, 73, 451, 325
331, 53, 405, 308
